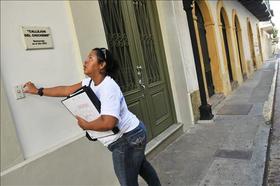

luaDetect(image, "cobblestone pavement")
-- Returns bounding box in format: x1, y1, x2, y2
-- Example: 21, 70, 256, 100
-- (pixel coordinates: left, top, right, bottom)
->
266, 58, 280, 186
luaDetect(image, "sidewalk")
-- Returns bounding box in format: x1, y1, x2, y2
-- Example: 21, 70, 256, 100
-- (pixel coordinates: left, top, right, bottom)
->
143, 59, 278, 186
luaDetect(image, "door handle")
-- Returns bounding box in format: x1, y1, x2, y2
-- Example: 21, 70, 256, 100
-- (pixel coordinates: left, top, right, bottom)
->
138, 79, 146, 89
136, 65, 146, 89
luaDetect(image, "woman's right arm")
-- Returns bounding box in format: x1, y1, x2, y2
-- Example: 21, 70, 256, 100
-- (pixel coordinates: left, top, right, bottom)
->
23, 81, 82, 97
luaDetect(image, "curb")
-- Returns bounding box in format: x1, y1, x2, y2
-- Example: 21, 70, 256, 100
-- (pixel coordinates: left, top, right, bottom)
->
263, 59, 279, 125
262, 58, 279, 186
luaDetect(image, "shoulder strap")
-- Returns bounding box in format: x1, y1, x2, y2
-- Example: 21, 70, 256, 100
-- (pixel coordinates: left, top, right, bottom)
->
84, 78, 120, 141
88, 79, 92, 87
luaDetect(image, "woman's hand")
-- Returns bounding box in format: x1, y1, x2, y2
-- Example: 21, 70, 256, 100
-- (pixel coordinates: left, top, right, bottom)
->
76, 116, 89, 130
23, 81, 38, 94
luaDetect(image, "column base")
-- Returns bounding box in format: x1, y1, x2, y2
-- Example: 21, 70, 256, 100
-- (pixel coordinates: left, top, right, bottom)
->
199, 104, 214, 120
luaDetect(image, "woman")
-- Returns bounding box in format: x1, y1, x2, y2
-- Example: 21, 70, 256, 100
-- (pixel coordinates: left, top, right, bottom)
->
23, 48, 161, 186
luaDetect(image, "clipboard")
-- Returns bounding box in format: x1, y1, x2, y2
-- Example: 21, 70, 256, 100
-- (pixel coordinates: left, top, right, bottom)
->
61, 79, 119, 141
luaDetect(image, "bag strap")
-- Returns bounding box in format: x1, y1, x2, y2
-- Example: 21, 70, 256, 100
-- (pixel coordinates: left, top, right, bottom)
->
85, 78, 120, 141
88, 79, 92, 87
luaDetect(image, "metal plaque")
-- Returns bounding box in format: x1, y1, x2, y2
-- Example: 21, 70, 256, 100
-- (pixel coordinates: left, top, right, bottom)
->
21, 26, 54, 50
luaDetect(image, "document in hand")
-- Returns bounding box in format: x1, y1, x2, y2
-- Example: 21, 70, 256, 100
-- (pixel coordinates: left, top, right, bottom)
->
61, 85, 118, 140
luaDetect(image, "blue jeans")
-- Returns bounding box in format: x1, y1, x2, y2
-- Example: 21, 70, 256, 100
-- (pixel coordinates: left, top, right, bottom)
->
108, 122, 161, 186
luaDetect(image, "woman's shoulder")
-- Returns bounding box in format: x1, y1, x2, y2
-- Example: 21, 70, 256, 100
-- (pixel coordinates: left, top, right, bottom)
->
103, 76, 121, 90
81, 77, 92, 86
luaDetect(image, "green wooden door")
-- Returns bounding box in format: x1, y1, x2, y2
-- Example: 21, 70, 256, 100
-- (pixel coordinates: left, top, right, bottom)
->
99, 0, 176, 140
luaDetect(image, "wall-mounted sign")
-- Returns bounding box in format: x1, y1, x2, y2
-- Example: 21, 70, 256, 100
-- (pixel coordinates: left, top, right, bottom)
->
21, 26, 54, 50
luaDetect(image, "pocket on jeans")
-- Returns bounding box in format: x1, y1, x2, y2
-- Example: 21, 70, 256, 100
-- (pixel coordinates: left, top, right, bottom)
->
108, 138, 121, 152
127, 129, 146, 149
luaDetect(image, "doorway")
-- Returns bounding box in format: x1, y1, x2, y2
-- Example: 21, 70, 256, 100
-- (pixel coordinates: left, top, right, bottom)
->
99, 0, 176, 140
195, 3, 215, 97
221, 10, 234, 83
234, 15, 246, 79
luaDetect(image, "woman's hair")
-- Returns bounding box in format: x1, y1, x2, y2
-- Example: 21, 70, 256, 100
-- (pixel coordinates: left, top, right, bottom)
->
92, 48, 119, 78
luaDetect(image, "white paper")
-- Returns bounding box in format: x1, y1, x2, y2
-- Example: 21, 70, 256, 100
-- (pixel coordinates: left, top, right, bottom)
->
62, 92, 99, 121
62, 92, 114, 138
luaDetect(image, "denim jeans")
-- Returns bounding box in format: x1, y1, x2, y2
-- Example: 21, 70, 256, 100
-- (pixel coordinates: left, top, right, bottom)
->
108, 122, 161, 186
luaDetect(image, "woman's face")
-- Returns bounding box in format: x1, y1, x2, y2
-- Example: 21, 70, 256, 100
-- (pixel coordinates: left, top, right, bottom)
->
83, 50, 104, 77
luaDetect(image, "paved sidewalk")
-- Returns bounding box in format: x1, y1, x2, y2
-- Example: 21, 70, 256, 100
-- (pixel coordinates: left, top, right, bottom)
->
142, 59, 277, 186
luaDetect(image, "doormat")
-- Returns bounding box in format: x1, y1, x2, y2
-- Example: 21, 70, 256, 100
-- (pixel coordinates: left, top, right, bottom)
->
214, 149, 252, 160
217, 104, 253, 115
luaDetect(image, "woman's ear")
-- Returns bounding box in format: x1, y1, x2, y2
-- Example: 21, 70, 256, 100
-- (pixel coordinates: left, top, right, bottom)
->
100, 61, 107, 72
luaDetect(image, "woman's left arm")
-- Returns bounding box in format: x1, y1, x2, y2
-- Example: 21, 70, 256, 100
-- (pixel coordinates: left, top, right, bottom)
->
76, 115, 117, 131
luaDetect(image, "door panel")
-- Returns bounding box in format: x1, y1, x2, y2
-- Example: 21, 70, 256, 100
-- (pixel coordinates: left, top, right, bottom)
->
133, 0, 161, 84
99, 1, 136, 92
149, 86, 173, 136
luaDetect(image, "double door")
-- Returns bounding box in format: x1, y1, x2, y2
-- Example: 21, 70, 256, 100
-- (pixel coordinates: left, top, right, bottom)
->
99, 0, 176, 140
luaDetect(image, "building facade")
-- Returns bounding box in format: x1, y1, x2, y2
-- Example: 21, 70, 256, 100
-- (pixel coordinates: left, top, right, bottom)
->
1, 0, 273, 185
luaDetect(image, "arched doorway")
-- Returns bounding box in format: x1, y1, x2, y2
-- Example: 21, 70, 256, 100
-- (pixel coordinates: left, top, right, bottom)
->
247, 19, 256, 70
195, 3, 215, 97
220, 8, 234, 84
193, 0, 225, 96
234, 14, 247, 79
183, 0, 224, 119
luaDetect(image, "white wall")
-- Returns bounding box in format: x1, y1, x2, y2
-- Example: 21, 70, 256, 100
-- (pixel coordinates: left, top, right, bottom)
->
1, 79, 24, 171
1, 138, 118, 186
259, 26, 273, 60
263, 32, 273, 60
1, 1, 87, 158
69, 1, 108, 60
173, 1, 199, 93
1, 1, 118, 185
